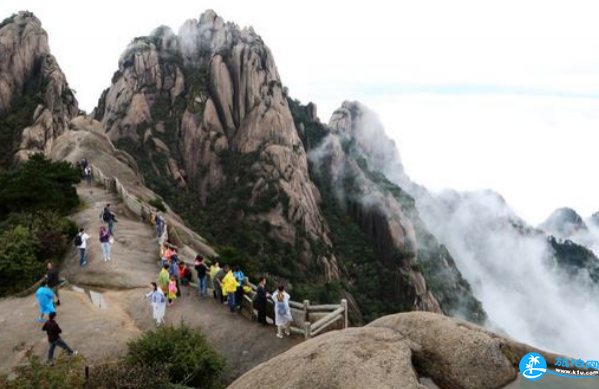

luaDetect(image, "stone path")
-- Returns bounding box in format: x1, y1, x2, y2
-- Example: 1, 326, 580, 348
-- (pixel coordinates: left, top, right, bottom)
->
0, 183, 299, 382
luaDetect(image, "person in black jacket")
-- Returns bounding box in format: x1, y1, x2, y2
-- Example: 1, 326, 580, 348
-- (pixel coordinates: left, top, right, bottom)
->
45, 262, 61, 306
42, 312, 77, 362
255, 277, 270, 325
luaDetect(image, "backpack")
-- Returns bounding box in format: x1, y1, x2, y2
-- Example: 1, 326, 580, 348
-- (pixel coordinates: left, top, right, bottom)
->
102, 210, 111, 222
74, 234, 82, 247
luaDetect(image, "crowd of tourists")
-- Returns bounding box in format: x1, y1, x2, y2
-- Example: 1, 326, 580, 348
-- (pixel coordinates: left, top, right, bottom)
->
34, 181, 294, 363
148, 242, 294, 338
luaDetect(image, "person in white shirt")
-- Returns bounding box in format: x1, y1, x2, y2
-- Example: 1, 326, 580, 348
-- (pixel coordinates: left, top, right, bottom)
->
76, 228, 90, 267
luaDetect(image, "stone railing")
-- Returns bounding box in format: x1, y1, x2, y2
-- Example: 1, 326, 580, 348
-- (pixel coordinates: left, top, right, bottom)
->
91, 164, 348, 339
90, 165, 168, 245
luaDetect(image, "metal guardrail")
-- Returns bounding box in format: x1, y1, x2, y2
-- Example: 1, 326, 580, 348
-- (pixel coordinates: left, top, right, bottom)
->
90, 164, 348, 339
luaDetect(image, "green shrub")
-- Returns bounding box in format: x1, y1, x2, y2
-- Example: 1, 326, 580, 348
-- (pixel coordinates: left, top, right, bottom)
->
0, 155, 81, 217
86, 361, 172, 389
126, 324, 225, 388
0, 226, 41, 296
0, 354, 85, 389
0, 211, 78, 297
149, 197, 167, 212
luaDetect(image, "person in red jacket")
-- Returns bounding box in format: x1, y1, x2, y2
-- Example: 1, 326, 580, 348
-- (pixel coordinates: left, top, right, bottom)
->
42, 312, 77, 362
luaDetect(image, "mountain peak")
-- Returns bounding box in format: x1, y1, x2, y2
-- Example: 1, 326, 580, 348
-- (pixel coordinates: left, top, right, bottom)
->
0, 10, 78, 167
540, 207, 588, 238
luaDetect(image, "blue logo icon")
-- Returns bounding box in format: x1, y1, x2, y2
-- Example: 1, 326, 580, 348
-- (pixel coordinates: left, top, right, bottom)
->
520, 352, 547, 381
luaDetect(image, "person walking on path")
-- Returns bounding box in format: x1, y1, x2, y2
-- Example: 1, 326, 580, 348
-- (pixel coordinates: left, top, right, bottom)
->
45, 262, 61, 307
36, 281, 55, 323
168, 275, 177, 307
179, 262, 192, 296
75, 227, 90, 267
209, 260, 221, 299
169, 253, 181, 297
42, 312, 77, 362
272, 285, 293, 338
159, 264, 170, 295
155, 212, 164, 239
194, 255, 209, 297
233, 266, 246, 309
83, 166, 92, 186
100, 204, 117, 236
213, 264, 227, 304
255, 277, 270, 325
146, 282, 166, 326
222, 267, 238, 313
99, 224, 111, 262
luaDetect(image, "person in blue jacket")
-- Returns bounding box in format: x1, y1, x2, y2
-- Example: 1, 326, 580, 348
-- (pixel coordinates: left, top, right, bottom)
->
36, 280, 55, 323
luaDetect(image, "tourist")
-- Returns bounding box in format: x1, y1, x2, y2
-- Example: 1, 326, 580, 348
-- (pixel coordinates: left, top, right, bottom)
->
155, 211, 164, 238
84, 165, 92, 186
168, 275, 177, 307
255, 277, 270, 325
209, 260, 221, 299
169, 252, 181, 297
99, 224, 111, 262
75, 227, 90, 267
159, 264, 170, 295
213, 264, 228, 304
100, 204, 116, 236
45, 262, 61, 307
42, 311, 77, 362
146, 282, 166, 326
36, 281, 55, 323
233, 266, 246, 308
272, 285, 292, 338
222, 266, 238, 313
179, 262, 192, 296
194, 255, 209, 297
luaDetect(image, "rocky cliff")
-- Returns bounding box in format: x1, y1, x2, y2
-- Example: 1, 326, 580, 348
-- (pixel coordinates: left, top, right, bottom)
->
291, 99, 485, 322
92, 10, 486, 321
94, 10, 339, 292
0, 11, 78, 168
540, 207, 588, 238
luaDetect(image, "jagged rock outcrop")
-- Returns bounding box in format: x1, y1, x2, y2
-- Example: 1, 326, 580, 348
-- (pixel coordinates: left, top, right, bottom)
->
228, 312, 560, 389
291, 99, 485, 322
0, 11, 78, 167
94, 10, 338, 283
539, 207, 588, 238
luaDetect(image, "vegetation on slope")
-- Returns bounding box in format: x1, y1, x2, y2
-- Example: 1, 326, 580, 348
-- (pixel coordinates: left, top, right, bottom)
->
0, 325, 224, 389
0, 155, 80, 296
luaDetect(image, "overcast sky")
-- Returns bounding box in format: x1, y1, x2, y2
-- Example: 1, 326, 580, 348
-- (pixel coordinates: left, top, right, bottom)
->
3, 0, 599, 224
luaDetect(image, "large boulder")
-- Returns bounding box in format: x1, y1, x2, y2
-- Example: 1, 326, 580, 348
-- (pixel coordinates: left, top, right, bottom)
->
229, 312, 556, 389
227, 327, 427, 389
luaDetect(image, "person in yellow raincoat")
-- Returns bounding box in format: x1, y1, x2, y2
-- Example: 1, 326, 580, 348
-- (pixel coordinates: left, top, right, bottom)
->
158, 264, 170, 294
222, 267, 238, 313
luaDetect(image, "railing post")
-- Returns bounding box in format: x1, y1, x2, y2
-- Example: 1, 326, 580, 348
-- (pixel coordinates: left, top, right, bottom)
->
303, 299, 310, 323
341, 299, 348, 329
305, 322, 312, 340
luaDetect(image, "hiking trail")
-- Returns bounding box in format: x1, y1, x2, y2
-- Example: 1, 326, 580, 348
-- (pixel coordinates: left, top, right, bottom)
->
0, 183, 299, 382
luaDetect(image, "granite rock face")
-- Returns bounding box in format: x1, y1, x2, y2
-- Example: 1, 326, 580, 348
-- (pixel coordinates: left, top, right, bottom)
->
94, 10, 338, 281
0, 11, 78, 166
229, 312, 543, 389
